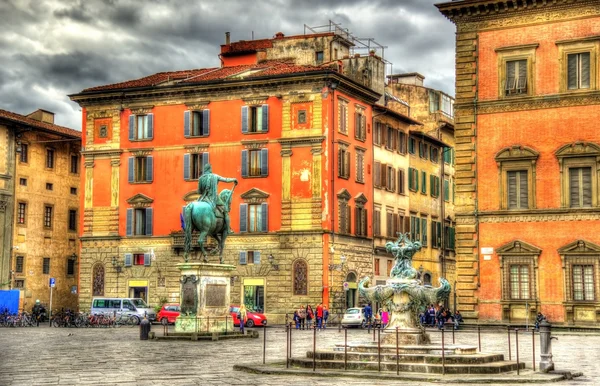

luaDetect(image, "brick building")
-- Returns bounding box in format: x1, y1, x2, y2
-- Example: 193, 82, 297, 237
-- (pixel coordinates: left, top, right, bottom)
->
437, 0, 600, 325
0, 109, 81, 312
70, 27, 386, 323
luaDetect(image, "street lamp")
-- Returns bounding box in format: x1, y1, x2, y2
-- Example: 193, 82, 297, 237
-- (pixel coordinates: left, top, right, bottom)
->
268, 254, 279, 271
111, 256, 124, 293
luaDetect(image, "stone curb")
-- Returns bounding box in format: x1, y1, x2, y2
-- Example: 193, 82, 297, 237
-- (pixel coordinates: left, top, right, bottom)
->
233, 363, 573, 384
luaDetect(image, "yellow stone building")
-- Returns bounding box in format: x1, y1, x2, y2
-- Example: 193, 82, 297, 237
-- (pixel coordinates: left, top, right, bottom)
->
0, 109, 81, 312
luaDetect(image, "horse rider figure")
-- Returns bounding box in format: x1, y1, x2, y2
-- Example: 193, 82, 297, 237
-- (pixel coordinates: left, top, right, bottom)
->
197, 163, 237, 234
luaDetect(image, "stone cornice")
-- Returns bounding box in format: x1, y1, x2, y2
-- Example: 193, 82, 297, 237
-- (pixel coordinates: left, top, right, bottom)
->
494, 43, 539, 53
81, 148, 123, 158
184, 144, 210, 153
129, 148, 154, 157
278, 136, 324, 148
240, 139, 268, 149
437, 0, 597, 32
456, 91, 600, 115
477, 208, 600, 223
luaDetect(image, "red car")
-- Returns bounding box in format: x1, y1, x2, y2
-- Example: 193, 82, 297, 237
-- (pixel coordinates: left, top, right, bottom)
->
229, 305, 267, 327
157, 304, 181, 325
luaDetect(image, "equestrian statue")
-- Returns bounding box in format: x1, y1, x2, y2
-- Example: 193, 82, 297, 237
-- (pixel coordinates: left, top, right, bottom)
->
183, 163, 237, 263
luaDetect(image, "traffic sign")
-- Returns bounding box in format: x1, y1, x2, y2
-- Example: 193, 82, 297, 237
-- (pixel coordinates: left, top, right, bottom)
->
49, 278, 56, 288
343, 281, 349, 290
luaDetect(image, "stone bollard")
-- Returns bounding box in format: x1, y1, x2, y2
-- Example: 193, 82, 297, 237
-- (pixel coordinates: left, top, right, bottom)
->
538, 320, 555, 372
140, 317, 151, 340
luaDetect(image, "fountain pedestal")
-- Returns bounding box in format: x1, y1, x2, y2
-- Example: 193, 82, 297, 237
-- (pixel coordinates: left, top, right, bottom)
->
380, 328, 431, 345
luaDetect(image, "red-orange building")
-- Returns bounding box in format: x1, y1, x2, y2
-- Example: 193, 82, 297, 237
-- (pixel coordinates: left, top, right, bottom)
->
71, 29, 384, 322
438, 0, 600, 325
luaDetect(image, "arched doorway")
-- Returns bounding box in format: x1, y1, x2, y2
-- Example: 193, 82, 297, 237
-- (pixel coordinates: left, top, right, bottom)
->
345, 272, 358, 309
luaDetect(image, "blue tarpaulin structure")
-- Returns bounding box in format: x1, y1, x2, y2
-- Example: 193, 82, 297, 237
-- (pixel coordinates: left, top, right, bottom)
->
0, 290, 20, 314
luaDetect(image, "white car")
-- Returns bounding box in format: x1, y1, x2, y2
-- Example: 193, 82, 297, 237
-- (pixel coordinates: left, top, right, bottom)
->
341, 307, 367, 328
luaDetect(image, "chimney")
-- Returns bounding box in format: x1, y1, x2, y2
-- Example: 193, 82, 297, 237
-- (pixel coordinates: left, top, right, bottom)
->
225, 32, 230, 45
274, 32, 285, 39
26, 109, 55, 124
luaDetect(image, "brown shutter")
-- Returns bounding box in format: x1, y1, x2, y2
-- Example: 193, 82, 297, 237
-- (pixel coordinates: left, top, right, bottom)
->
519, 170, 528, 209
347, 204, 352, 234
345, 150, 351, 178
361, 115, 367, 140
381, 163, 387, 188
581, 52, 591, 89
404, 216, 411, 236
393, 213, 399, 238
508, 171, 518, 208
506, 61, 516, 92
582, 167, 592, 207
517, 60, 527, 92
374, 161, 381, 187
568, 54, 578, 90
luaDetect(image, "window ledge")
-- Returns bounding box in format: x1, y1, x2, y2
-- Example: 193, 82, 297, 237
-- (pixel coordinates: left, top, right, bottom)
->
129, 139, 153, 142
242, 175, 268, 179
130, 181, 153, 184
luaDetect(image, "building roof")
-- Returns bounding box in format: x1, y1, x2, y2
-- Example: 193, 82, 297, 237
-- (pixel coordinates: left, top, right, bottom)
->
373, 105, 422, 126
0, 109, 81, 138
409, 130, 450, 148
80, 60, 333, 93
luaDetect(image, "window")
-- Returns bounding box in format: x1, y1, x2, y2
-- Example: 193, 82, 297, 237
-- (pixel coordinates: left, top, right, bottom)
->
431, 221, 442, 248
67, 258, 75, 276
505, 60, 528, 95
408, 168, 419, 192
128, 114, 154, 140
569, 167, 592, 208
99, 125, 108, 138
354, 108, 366, 141
125, 208, 153, 236
183, 152, 209, 180
444, 147, 452, 164
185, 110, 210, 137
14, 280, 25, 289
386, 260, 393, 276
386, 211, 394, 238
444, 179, 450, 201
444, 225, 456, 250
92, 264, 105, 296
373, 122, 382, 146
572, 265, 594, 301
46, 183, 53, 191
430, 175, 440, 198
430, 147, 439, 163
128, 156, 153, 183
421, 217, 428, 246
134, 254, 145, 266
418, 141, 425, 159
124, 253, 150, 267
398, 169, 405, 194
19, 143, 28, 163
338, 146, 350, 179
338, 100, 348, 134
68, 209, 77, 232
429, 90, 440, 113
298, 110, 307, 124
410, 216, 420, 242
316, 51, 324, 63
567, 53, 590, 90
386, 166, 395, 192
46, 149, 55, 169
15, 256, 24, 273
421, 171, 427, 194
70, 187, 77, 195
374, 161, 381, 188
43, 258, 50, 275
238, 251, 261, 265
44, 205, 53, 228
19, 178, 27, 186
239, 203, 268, 233
386, 126, 395, 151
398, 131, 407, 154
374, 258, 380, 276
496, 145, 539, 210
293, 260, 308, 295
373, 209, 381, 236
338, 195, 351, 234
17, 202, 26, 224
510, 265, 530, 299
507, 170, 528, 209
356, 150, 365, 183
241, 148, 268, 177
408, 138, 416, 155
354, 205, 368, 237
70, 154, 79, 174
241, 105, 269, 133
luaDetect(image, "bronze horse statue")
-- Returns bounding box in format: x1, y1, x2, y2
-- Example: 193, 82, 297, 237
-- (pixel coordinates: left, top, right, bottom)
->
183, 189, 233, 263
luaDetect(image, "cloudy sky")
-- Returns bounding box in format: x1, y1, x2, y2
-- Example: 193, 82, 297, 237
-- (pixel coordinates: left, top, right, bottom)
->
0, 0, 456, 130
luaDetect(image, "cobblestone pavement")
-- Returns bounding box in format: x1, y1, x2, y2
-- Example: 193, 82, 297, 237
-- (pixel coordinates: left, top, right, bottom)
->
0, 325, 597, 385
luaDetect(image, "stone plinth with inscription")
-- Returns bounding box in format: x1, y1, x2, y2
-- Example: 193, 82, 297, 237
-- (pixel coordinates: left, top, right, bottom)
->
175, 262, 235, 333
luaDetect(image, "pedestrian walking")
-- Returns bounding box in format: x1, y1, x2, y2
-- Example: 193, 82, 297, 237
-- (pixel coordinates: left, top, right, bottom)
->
306, 305, 314, 329
316, 303, 324, 329
238, 304, 248, 334
381, 308, 389, 328
323, 306, 329, 329
297, 305, 306, 330
293, 310, 300, 329
364, 303, 373, 329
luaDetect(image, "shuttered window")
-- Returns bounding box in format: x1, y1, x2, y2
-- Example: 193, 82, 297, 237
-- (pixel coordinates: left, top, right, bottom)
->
354, 207, 367, 237
567, 52, 591, 90
339, 201, 351, 234
505, 60, 527, 95
126, 208, 153, 236
338, 101, 348, 134
507, 170, 528, 209
398, 131, 407, 154
184, 110, 210, 137
356, 150, 365, 183
374, 161, 381, 188
398, 169, 405, 194
354, 110, 366, 141
128, 114, 154, 140
241, 105, 269, 133
338, 147, 350, 179
241, 149, 268, 178
373, 122, 382, 145
386, 212, 393, 238
569, 167, 592, 208
239, 203, 268, 233
373, 210, 381, 236
421, 217, 428, 246
510, 265, 530, 300
128, 156, 153, 183
408, 138, 416, 154
421, 171, 427, 194
408, 168, 419, 192
183, 152, 209, 180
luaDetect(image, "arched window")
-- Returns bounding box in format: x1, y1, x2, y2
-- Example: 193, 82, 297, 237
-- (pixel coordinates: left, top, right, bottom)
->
346, 272, 357, 282
423, 273, 432, 286
293, 260, 308, 295
92, 264, 105, 296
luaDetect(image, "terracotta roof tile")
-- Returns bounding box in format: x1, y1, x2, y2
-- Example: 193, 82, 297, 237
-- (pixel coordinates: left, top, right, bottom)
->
220, 39, 273, 55
0, 109, 81, 138
82, 68, 217, 92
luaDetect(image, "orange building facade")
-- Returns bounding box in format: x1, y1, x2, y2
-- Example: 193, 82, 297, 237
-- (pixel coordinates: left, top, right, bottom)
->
71, 30, 382, 323
438, 0, 600, 325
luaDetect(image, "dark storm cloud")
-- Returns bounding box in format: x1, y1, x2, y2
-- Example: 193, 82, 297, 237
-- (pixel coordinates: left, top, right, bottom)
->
0, 0, 456, 129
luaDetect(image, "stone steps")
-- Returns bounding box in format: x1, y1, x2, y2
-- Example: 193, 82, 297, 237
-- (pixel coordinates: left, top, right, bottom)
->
289, 357, 525, 374
309, 350, 505, 364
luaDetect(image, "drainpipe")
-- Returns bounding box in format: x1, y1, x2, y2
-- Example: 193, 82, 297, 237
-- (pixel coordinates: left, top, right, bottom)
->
474, 34, 481, 290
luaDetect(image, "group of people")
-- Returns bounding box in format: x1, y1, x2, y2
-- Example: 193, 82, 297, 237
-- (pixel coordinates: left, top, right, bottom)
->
293, 303, 329, 330
419, 304, 463, 330
363, 303, 389, 329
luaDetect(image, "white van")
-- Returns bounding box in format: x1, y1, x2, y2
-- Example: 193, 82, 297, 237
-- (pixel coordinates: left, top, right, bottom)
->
91, 298, 156, 323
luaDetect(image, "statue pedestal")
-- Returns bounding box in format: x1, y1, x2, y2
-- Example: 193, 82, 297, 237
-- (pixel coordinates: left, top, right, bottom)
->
175, 262, 235, 334
380, 328, 431, 345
